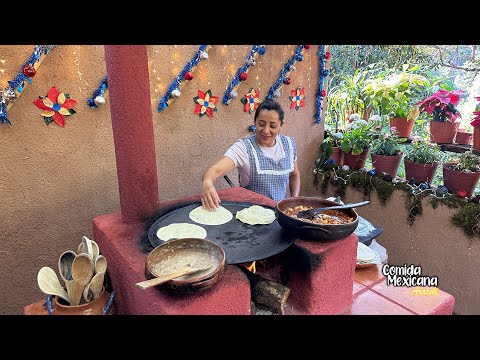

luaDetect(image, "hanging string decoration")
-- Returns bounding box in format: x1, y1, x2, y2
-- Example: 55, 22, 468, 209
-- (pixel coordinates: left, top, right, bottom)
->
158, 45, 209, 112
289, 86, 306, 110
193, 89, 218, 118
0, 45, 56, 125
221, 45, 266, 105
315, 45, 331, 124
87, 75, 108, 109
265, 45, 307, 100
33, 86, 76, 127
241, 88, 261, 114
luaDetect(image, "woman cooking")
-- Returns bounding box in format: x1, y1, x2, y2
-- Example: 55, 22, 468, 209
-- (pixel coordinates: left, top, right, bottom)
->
201, 99, 300, 211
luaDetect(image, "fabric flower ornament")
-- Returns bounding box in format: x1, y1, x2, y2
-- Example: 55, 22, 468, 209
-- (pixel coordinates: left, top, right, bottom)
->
33, 86, 76, 127
240, 88, 261, 114
193, 89, 218, 118
289, 86, 306, 110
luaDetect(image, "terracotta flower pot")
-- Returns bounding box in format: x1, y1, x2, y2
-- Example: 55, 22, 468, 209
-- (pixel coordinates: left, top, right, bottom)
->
404, 159, 439, 184
455, 129, 473, 145
371, 152, 403, 177
443, 162, 480, 198
390, 117, 414, 138
47, 287, 115, 315
429, 121, 459, 144
342, 148, 369, 170
473, 127, 480, 150
330, 146, 344, 166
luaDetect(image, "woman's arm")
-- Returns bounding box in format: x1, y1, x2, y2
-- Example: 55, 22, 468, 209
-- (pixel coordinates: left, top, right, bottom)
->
289, 160, 301, 197
201, 156, 236, 211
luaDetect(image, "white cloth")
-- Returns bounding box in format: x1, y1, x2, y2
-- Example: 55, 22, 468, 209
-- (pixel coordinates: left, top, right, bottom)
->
224, 137, 296, 187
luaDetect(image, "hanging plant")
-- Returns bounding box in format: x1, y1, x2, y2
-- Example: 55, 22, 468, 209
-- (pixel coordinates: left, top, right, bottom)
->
240, 88, 261, 114
33, 86, 76, 127
193, 90, 218, 118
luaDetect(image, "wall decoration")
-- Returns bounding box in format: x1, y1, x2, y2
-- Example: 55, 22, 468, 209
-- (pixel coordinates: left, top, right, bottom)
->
265, 45, 307, 100
158, 45, 209, 112
33, 86, 76, 127
222, 45, 266, 105
241, 88, 261, 114
315, 45, 331, 124
0, 45, 56, 125
193, 90, 218, 118
87, 76, 108, 109
289, 86, 306, 110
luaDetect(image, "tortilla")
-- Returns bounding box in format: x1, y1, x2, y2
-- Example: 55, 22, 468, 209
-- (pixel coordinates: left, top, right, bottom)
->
235, 205, 276, 225
189, 205, 233, 226
156, 223, 207, 242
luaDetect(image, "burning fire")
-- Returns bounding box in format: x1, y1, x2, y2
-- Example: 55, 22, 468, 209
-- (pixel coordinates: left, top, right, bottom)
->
246, 261, 256, 273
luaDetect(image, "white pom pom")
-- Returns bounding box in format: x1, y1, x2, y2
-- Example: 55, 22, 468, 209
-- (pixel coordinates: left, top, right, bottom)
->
94, 96, 105, 106
248, 59, 256, 66
230, 90, 238, 99
171, 89, 181, 98
289, 65, 296, 71
200, 51, 209, 60
273, 90, 281, 98
341, 165, 350, 171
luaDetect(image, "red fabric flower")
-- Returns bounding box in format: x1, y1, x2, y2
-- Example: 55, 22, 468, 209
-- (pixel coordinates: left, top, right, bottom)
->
193, 90, 218, 118
289, 86, 306, 110
242, 88, 261, 113
33, 86, 76, 127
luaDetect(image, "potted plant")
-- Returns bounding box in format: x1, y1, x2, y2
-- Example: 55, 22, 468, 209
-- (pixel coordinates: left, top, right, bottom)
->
370, 126, 403, 177
470, 96, 480, 150
363, 66, 429, 138
403, 139, 440, 184
340, 116, 373, 169
443, 150, 480, 198
412, 89, 464, 144
318, 130, 344, 167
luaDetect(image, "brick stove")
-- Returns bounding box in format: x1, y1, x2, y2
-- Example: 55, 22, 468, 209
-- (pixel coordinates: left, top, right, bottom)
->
91, 45, 358, 315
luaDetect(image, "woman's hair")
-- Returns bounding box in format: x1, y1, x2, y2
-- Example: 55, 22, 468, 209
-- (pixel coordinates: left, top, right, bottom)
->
254, 99, 285, 125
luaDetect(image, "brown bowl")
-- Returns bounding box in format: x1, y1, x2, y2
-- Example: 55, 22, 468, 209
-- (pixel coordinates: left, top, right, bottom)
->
276, 196, 359, 241
144, 238, 226, 294
48, 287, 115, 315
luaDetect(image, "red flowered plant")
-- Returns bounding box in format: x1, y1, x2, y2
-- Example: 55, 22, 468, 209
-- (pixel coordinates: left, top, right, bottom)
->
193, 90, 218, 118
415, 89, 463, 123
470, 96, 480, 127
289, 86, 306, 110
33, 86, 76, 127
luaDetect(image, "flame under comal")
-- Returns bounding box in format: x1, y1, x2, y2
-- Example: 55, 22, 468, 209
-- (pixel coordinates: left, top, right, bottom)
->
246, 261, 256, 273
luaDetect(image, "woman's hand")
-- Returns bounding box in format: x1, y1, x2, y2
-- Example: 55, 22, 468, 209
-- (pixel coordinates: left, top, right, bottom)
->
201, 179, 221, 211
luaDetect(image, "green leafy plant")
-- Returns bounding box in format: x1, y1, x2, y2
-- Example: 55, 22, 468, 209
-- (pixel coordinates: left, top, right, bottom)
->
340, 119, 373, 155
371, 127, 402, 156
404, 140, 440, 164
317, 130, 344, 169
452, 150, 480, 172
363, 64, 429, 120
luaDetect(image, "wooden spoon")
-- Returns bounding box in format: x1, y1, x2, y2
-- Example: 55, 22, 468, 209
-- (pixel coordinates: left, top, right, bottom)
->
135, 265, 212, 290
37, 266, 70, 303
58, 250, 76, 282
83, 272, 105, 302
70, 254, 94, 305
94, 255, 107, 274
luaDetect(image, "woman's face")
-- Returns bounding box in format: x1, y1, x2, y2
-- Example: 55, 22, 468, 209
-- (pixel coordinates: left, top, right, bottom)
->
255, 109, 282, 147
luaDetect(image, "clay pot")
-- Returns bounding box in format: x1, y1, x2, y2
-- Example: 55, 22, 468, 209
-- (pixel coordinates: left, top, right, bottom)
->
390, 117, 414, 138
443, 162, 480, 198
342, 148, 369, 170
455, 129, 473, 145
404, 159, 439, 184
48, 287, 114, 315
473, 127, 480, 150
429, 121, 459, 144
371, 152, 403, 178
330, 146, 344, 166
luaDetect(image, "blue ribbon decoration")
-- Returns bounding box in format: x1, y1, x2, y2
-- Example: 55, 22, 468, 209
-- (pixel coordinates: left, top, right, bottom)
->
87, 75, 108, 109
315, 45, 330, 124
222, 45, 266, 105
265, 45, 306, 100
157, 45, 208, 112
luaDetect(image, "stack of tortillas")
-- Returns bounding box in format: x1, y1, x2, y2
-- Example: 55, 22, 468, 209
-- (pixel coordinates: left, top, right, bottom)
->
356, 242, 381, 268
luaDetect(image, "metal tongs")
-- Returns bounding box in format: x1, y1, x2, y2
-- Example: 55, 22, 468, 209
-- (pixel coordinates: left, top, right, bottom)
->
296, 200, 370, 219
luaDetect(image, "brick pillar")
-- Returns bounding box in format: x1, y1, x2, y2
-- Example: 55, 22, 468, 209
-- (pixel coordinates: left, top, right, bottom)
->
104, 45, 159, 223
